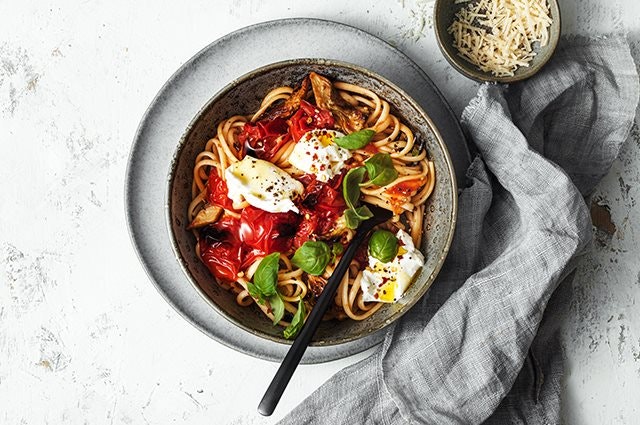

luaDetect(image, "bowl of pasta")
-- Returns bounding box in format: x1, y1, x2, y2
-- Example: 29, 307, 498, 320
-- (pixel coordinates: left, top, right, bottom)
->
167, 59, 457, 345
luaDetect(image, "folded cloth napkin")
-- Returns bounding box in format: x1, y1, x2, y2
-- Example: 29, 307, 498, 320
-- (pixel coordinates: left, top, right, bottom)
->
278, 36, 639, 424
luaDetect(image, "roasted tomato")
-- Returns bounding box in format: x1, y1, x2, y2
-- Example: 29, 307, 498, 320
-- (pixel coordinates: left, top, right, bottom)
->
199, 217, 242, 282
237, 117, 290, 161
288, 100, 335, 142
292, 211, 319, 249
206, 170, 235, 210
293, 174, 346, 247
239, 206, 300, 262
200, 207, 300, 282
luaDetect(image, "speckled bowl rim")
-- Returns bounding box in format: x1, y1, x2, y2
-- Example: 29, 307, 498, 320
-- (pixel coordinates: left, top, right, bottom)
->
433, 0, 561, 83
165, 58, 458, 346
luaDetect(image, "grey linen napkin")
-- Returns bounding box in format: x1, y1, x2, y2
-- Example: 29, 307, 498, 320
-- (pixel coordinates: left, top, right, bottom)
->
278, 36, 639, 424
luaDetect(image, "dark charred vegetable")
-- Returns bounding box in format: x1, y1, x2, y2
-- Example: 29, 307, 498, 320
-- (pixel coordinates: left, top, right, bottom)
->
257, 76, 311, 121
309, 72, 367, 133
188, 204, 223, 229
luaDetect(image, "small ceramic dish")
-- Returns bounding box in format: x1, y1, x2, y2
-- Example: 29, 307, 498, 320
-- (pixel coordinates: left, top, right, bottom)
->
166, 59, 457, 346
433, 0, 561, 83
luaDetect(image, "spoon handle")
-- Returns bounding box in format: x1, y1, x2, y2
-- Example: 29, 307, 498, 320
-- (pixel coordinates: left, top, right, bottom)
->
257, 210, 387, 416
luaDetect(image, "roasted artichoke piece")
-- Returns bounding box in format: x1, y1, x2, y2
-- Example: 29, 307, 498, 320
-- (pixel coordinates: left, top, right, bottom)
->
309, 72, 367, 133
257, 76, 311, 121
188, 204, 223, 229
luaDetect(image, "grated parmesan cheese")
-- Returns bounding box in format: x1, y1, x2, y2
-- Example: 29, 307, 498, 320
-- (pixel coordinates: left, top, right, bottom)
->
448, 0, 553, 77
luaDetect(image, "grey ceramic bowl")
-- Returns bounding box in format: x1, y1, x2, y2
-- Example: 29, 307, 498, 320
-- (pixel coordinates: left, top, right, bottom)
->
433, 0, 561, 83
167, 59, 457, 346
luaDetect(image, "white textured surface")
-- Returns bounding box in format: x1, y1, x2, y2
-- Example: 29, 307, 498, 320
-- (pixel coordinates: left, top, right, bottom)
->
1, 1, 638, 423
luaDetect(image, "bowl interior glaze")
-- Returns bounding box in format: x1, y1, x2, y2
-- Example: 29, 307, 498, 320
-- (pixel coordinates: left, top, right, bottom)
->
167, 59, 457, 346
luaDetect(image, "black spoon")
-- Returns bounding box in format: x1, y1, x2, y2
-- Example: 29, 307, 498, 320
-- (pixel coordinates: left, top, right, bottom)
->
258, 204, 392, 416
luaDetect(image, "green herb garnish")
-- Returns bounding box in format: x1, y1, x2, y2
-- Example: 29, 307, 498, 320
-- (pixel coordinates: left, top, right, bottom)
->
343, 166, 367, 210
331, 243, 344, 262
344, 205, 373, 229
247, 252, 280, 303
269, 292, 285, 325
333, 129, 375, 150
368, 230, 399, 263
291, 241, 331, 276
284, 298, 306, 339
342, 166, 377, 229
247, 252, 285, 324
362, 153, 398, 187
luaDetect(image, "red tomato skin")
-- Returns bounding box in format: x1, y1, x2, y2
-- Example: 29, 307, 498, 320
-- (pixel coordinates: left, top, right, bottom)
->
237, 118, 290, 160
288, 100, 335, 141
206, 170, 235, 210
239, 206, 299, 264
199, 216, 242, 282
293, 173, 347, 247
199, 207, 300, 282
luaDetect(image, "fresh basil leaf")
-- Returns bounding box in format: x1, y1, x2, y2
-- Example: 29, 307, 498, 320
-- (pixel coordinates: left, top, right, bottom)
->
344, 205, 373, 229
362, 153, 398, 187
342, 166, 366, 210
291, 241, 331, 275
353, 205, 373, 220
333, 129, 375, 150
248, 252, 280, 303
344, 208, 361, 229
284, 298, 306, 339
331, 243, 344, 262
246, 283, 262, 304
368, 229, 399, 263
269, 293, 285, 325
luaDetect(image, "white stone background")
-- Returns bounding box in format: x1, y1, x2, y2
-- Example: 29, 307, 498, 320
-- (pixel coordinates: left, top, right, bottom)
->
1, 0, 639, 423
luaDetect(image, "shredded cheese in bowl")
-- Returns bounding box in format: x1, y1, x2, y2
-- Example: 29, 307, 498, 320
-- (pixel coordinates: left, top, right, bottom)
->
448, 0, 553, 77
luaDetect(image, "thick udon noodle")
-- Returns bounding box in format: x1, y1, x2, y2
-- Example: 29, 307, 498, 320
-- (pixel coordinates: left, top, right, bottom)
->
188, 80, 436, 326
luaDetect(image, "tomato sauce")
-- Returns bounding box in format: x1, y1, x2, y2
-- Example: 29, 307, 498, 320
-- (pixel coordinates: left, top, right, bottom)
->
386, 178, 425, 213
237, 101, 335, 160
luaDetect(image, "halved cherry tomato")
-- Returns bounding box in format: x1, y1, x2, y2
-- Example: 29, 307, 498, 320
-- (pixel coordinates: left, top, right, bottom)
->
239, 206, 299, 263
199, 216, 242, 282
288, 100, 335, 141
293, 174, 346, 247
200, 207, 300, 282
237, 118, 290, 160
206, 170, 235, 210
